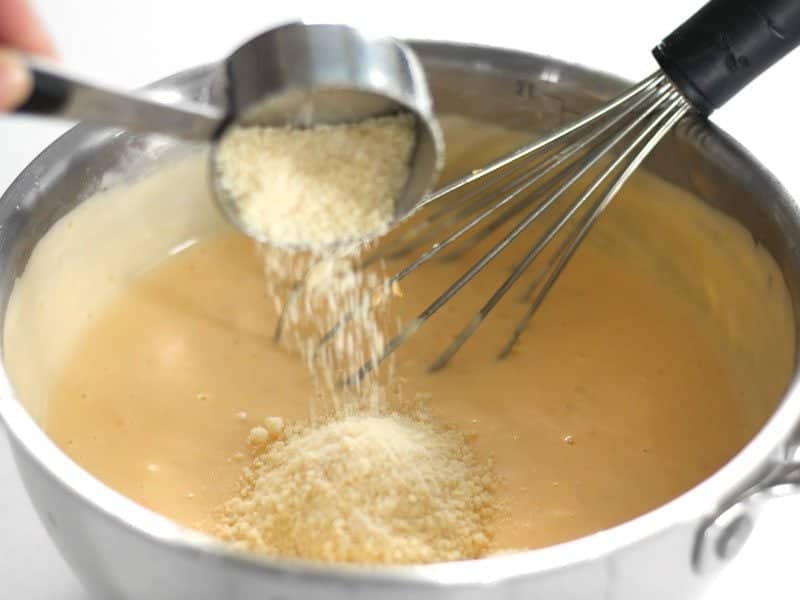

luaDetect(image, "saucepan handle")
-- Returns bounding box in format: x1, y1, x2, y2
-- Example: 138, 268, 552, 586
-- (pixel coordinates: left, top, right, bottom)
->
694, 446, 800, 573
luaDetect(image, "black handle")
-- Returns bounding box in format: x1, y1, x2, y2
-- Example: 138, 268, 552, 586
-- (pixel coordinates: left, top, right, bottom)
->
653, 0, 800, 115
15, 65, 71, 114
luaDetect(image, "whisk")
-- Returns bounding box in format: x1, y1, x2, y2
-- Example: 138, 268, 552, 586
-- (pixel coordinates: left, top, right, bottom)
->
288, 0, 800, 384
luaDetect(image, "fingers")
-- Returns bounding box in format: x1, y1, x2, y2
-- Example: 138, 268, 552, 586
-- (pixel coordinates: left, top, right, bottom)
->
0, 49, 32, 111
0, 0, 55, 57
0, 0, 52, 111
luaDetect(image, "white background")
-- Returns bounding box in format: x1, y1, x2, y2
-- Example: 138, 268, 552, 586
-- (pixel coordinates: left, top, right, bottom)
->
1, 0, 799, 597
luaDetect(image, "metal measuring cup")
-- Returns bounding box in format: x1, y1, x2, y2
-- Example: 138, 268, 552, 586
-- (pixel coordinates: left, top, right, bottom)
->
12, 22, 444, 247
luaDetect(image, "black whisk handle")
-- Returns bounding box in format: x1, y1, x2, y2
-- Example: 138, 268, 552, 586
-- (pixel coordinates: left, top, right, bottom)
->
653, 0, 800, 115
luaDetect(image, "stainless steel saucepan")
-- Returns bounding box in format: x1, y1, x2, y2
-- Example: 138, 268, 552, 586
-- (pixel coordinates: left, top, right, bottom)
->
0, 41, 799, 599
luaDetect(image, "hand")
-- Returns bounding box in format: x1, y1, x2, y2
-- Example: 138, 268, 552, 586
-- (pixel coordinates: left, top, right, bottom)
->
0, 0, 55, 111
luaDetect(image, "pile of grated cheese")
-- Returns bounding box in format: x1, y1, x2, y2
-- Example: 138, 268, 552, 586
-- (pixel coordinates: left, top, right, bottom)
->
214, 413, 496, 564
216, 114, 416, 249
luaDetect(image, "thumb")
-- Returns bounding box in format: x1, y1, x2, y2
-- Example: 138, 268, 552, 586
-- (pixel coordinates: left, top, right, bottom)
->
0, 50, 32, 111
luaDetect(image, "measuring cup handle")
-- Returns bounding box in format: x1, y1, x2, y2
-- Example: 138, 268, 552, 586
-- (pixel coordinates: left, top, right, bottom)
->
15, 58, 225, 141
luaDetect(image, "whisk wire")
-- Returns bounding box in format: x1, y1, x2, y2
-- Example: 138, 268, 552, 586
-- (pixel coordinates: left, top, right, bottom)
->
435, 86, 663, 262
427, 89, 687, 371
499, 96, 690, 358
416, 72, 666, 210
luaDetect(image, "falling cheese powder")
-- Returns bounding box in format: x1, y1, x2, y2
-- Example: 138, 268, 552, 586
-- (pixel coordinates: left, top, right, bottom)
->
215, 414, 497, 564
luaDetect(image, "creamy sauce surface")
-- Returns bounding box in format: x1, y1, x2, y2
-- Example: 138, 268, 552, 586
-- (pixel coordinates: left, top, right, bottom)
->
5, 116, 794, 553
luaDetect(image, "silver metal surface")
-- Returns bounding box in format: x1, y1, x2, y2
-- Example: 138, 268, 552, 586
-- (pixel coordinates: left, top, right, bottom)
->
210, 22, 443, 248
0, 42, 799, 600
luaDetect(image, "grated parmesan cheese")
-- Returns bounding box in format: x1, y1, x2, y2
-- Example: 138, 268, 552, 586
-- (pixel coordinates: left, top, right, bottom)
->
216, 114, 416, 248
215, 413, 496, 564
